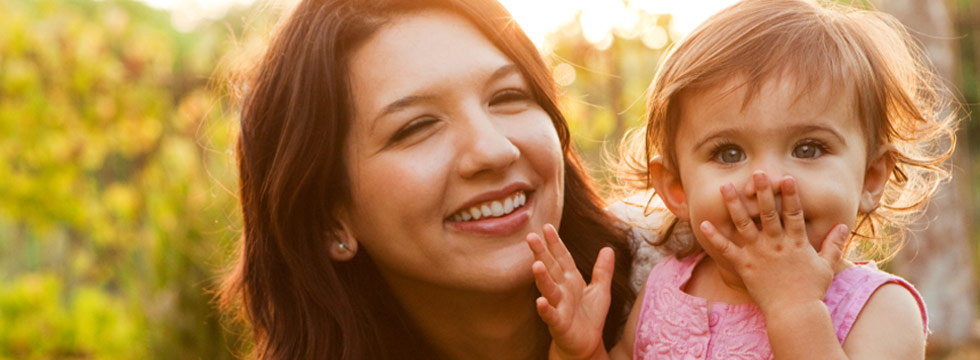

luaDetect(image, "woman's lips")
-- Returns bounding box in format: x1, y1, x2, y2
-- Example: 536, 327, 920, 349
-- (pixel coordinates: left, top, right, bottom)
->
447, 191, 527, 222
445, 192, 533, 236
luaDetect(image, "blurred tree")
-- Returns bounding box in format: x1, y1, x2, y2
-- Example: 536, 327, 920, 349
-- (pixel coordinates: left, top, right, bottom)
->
871, 0, 978, 355
0, 0, 246, 358
548, 12, 673, 187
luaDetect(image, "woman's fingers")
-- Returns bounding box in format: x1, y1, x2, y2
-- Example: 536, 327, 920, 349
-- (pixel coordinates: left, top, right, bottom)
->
779, 176, 806, 240
818, 224, 850, 274
721, 183, 758, 244
753, 171, 783, 238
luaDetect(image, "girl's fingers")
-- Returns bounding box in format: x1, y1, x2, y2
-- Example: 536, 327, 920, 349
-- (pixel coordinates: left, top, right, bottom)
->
721, 183, 758, 244
818, 224, 850, 274
700, 220, 740, 263
753, 171, 783, 238
590, 247, 615, 292
532, 260, 562, 305
779, 176, 806, 239
543, 224, 577, 275
527, 232, 566, 283
536, 296, 560, 327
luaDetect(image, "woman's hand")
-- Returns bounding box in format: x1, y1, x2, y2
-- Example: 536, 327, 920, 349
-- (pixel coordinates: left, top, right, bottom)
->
527, 224, 614, 360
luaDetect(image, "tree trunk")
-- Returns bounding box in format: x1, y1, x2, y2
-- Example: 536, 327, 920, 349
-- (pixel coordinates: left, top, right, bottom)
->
872, 0, 977, 353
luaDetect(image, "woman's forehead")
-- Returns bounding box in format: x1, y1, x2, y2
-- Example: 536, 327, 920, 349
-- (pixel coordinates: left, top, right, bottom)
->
347, 10, 513, 121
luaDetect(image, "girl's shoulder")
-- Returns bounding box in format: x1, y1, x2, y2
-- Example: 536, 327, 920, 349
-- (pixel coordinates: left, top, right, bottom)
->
826, 262, 929, 344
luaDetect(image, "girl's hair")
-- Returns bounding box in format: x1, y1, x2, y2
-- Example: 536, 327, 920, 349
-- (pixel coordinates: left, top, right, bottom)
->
218, 0, 635, 358
618, 0, 957, 260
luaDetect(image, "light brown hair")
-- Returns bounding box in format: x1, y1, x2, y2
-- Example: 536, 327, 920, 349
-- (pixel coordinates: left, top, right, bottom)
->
219, 0, 635, 358
619, 0, 957, 259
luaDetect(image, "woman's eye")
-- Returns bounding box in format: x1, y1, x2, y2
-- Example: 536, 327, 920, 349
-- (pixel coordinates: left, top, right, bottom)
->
389, 117, 437, 144
713, 145, 745, 164
792, 142, 823, 158
489, 89, 531, 109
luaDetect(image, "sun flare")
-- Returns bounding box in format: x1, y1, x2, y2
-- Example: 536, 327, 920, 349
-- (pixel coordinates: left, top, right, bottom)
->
498, 0, 740, 50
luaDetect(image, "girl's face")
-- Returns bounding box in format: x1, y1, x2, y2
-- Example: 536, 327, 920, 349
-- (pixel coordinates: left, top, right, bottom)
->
666, 78, 884, 260
343, 11, 564, 294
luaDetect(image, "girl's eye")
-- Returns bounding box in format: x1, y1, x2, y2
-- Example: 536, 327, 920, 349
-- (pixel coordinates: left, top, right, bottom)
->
489, 89, 532, 111
712, 145, 745, 164
389, 117, 438, 144
792, 142, 824, 159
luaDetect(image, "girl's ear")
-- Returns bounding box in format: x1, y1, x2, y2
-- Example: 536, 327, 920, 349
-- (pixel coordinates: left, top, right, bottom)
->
649, 156, 691, 222
327, 211, 358, 262
860, 144, 897, 213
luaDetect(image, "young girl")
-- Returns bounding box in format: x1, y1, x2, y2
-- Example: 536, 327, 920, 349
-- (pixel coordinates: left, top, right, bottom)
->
527, 0, 956, 358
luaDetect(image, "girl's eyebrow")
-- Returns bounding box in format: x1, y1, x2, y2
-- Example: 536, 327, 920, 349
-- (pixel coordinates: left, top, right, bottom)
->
691, 124, 847, 151
791, 124, 847, 144
692, 128, 739, 152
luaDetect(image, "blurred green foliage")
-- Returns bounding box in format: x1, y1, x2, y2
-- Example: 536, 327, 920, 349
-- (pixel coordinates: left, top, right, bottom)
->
0, 0, 976, 358
0, 0, 243, 358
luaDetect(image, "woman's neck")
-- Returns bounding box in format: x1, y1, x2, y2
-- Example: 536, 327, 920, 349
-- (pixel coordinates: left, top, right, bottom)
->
386, 278, 550, 360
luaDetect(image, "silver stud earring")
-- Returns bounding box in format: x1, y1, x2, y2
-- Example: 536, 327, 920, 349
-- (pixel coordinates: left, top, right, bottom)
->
338, 242, 349, 252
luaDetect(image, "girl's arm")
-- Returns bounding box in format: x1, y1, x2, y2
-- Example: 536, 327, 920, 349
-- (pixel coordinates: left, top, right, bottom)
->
761, 283, 925, 359
526, 224, 616, 360
607, 281, 644, 360
698, 174, 902, 359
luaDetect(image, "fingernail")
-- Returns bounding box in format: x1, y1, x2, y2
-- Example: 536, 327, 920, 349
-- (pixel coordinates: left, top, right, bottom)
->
838, 225, 849, 236
721, 184, 735, 197
781, 177, 794, 190
700, 221, 711, 232
753, 171, 767, 186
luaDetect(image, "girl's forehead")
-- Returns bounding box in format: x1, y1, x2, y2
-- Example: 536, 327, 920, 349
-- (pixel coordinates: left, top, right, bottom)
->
676, 76, 868, 146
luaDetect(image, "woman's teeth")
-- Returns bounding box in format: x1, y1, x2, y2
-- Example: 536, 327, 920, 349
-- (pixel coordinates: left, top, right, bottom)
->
450, 192, 527, 222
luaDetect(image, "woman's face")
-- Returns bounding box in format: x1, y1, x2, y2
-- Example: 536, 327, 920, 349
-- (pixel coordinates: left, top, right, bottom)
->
343, 10, 564, 294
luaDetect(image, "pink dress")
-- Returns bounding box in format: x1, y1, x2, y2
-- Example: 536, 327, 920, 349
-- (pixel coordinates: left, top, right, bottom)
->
633, 253, 928, 359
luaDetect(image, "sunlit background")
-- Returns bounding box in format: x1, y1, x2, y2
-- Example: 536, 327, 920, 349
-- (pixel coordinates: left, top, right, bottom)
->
136, 0, 737, 41
2, 0, 978, 358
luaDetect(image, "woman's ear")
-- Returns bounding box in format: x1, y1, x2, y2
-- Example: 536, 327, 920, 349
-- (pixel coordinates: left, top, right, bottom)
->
327, 212, 358, 262
649, 156, 691, 222
860, 144, 897, 213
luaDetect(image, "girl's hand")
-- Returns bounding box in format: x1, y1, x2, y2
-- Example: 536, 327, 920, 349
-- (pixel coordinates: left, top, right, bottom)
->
698, 172, 850, 312
527, 224, 614, 360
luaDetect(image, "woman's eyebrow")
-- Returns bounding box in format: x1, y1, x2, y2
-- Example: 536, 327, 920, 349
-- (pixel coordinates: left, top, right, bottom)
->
377, 94, 436, 122
372, 63, 521, 131
370, 93, 437, 135
487, 63, 519, 84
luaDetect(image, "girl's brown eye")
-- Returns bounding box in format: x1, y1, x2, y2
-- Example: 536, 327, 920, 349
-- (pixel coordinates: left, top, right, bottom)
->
792, 143, 822, 158
714, 146, 745, 164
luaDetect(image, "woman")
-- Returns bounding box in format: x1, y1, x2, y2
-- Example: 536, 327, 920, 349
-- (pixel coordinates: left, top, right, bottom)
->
219, 0, 636, 358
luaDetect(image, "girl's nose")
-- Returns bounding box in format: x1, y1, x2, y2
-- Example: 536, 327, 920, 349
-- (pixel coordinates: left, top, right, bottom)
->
457, 111, 520, 178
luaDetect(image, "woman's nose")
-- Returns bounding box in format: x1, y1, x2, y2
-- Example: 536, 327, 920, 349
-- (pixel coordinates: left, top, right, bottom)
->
456, 112, 520, 178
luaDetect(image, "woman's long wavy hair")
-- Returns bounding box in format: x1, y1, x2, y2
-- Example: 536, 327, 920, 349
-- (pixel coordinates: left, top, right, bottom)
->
218, 0, 635, 358
618, 0, 958, 260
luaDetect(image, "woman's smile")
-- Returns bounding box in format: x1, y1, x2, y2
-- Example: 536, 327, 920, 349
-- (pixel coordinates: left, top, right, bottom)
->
446, 189, 532, 236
